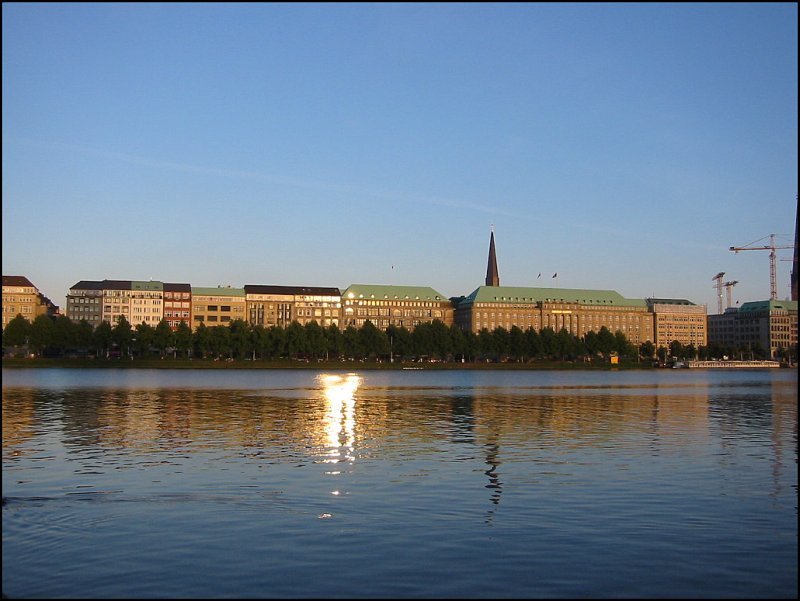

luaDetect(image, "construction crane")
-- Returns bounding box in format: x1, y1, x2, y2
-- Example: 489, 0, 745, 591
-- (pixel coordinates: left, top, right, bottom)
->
729, 234, 796, 301
723, 280, 738, 310
712, 272, 725, 314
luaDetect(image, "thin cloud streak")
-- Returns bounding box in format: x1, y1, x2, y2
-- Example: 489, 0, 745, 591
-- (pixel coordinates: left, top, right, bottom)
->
16, 137, 515, 217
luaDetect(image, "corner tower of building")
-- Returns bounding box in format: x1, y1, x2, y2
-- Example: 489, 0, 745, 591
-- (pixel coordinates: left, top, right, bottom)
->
486, 228, 499, 287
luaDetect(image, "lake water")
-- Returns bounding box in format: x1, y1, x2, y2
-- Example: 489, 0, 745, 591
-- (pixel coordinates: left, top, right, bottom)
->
2, 367, 797, 599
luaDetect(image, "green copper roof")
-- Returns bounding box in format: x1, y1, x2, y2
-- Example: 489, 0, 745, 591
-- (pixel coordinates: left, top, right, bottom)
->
342, 284, 449, 302
462, 285, 647, 307
739, 300, 798, 313
191, 286, 246, 297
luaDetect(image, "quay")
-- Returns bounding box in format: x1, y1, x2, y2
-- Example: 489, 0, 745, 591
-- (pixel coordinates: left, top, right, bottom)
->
686, 360, 782, 369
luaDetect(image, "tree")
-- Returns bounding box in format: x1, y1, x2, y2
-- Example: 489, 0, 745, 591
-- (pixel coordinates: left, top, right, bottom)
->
539, 327, 556, 358
669, 340, 684, 360
462, 330, 479, 362
251, 324, 268, 360
153, 319, 175, 357
386, 325, 412, 361
359, 320, 388, 360
597, 326, 615, 356
208, 326, 231, 359
449, 324, 467, 362
174, 321, 193, 358
325, 324, 344, 360
493, 326, 510, 360
266, 326, 286, 359
285, 321, 307, 359
525, 327, 542, 359
112, 316, 134, 357
94, 321, 113, 357
477, 328, 494, 360
228, 319, 252, 359
74, 320, 94, 353
554, 328, 578, 360
428, 320, 451, 360
411, 322, 433, 358
612, 331, 637, 358
134, 322, 155, 357
304, 321, 327, 360
509, 326, 526, 362
639, 340, 655, 359
583, 330, 600, 357
28, 315, 54, 357
193, 323, 212, 359
342, 325, 362, 359
50, 315, 76, 356
2, 315, 31, 348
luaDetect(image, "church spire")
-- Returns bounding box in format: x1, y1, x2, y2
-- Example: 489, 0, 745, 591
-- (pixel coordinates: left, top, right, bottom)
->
485, 226, 499, 287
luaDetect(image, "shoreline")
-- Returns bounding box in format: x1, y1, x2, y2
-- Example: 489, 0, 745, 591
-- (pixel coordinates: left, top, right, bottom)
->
1, 357, 653, 371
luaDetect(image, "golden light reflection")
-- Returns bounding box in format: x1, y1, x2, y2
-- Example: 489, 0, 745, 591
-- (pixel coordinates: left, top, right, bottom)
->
319, 373, 361, 465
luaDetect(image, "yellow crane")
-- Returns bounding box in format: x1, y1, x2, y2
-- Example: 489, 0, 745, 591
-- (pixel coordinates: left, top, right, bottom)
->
729, 234, 795, 300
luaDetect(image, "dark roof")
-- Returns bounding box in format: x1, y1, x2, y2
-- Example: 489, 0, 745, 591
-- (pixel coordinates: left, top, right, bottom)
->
69, 280, 134, 291
101, 280, 133, 290
163, 282, 191, 292
646, 298, 696, 307
245, 285, 341, 296
69, 280, 105, 290
3, 275, 35, 288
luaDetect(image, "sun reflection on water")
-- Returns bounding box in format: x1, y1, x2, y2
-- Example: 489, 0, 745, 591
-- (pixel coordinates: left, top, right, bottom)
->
319, 373, 361, 465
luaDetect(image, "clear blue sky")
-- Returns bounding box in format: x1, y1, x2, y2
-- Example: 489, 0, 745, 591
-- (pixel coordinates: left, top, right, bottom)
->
3, 3, 797, 313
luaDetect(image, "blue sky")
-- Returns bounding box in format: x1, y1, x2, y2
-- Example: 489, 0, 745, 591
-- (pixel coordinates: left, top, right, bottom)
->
3, 3, 797, 313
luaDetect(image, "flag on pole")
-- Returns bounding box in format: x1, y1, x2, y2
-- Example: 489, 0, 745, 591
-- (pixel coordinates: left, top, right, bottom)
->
552, 272, 557, 278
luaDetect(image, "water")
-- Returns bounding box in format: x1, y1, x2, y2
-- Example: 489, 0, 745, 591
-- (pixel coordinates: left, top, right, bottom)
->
2, 367, 797, 598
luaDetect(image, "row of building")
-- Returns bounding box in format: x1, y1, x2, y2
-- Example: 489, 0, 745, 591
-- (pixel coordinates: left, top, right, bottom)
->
3, 233, 798, 357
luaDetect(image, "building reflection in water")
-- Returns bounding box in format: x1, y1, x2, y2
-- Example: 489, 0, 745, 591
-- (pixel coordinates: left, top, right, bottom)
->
319, 373, 361, 466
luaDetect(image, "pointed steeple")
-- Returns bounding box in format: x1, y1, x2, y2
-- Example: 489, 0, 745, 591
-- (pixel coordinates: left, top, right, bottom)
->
792, 199, 798, 301
485, 226, 499, 287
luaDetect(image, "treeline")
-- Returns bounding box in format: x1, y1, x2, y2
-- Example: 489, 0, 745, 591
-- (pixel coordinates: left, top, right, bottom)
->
1, 313, 757, 363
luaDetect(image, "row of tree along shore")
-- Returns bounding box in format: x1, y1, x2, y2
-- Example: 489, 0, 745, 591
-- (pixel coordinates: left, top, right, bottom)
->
1, 313, 756, 366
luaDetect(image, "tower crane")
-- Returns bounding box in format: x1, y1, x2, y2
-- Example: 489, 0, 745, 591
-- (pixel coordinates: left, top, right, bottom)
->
712, 272, 725, 314
723, 280, 738, 310
729, 234, 796, 301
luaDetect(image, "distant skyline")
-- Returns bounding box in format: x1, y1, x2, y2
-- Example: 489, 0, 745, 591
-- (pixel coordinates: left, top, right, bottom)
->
3, 3, 797, 312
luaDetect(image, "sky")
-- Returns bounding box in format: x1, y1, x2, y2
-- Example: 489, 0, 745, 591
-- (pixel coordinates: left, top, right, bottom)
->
2, 3, 797, 314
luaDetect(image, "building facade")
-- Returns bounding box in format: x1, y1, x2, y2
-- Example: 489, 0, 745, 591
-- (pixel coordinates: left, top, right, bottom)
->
2, 275, 57, 328
708, 300, 798, 359
191, 286, 246, 328
163, 283, 192, 330
341, 284, 453, 331
647, 298, 708, 349
245, 285, 341, 329
66, 280, 105, 327
67, 280, 189, 328
454, 285, 655, 345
